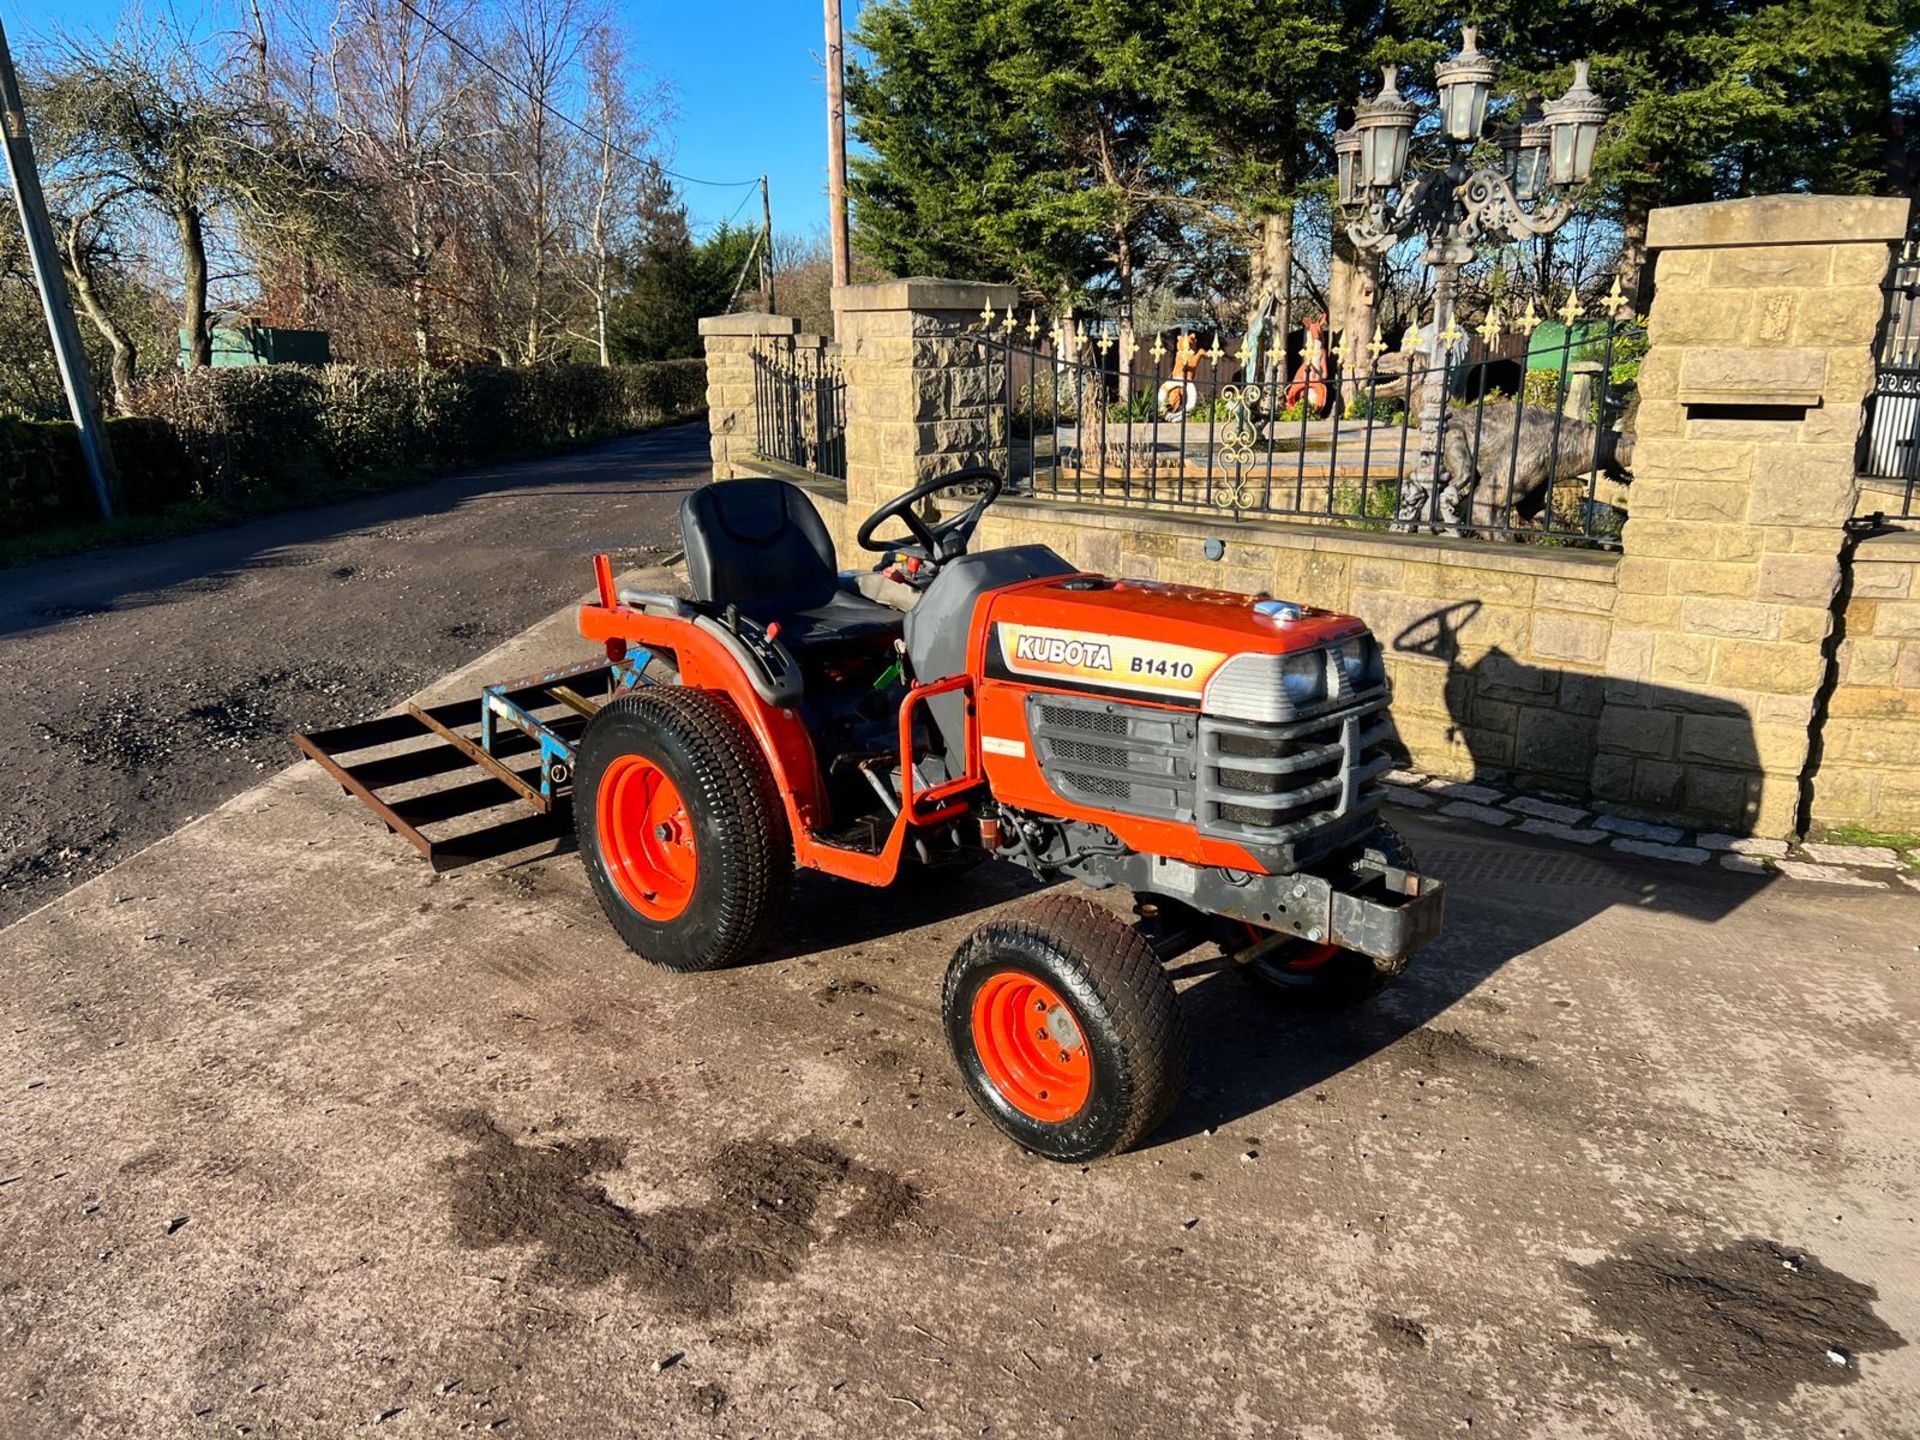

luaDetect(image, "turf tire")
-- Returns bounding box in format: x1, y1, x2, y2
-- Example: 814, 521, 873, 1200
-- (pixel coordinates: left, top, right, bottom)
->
945, 894, 1188, 1162
574, 688, 792, 972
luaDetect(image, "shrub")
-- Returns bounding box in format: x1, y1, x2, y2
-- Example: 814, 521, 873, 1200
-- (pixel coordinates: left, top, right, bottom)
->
105, 416, 197, 513
11, 358, 706, 545
0, 417, 89, 531
1522, 369, 1566, 411
1107, 389, 1157, 423
1343, 392, 1405, 422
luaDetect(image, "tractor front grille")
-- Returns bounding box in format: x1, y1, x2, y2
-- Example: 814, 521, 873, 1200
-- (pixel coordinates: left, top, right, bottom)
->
1025, 687, 1394, 868
1196, 696, 1394, 864
1027, 695, 1197, 821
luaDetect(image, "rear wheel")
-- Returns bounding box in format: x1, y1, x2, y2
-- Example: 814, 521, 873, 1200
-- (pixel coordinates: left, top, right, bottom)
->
944, 894, 1188, 1162
1240, 820, 1418, 1008
574, 689, 791, 972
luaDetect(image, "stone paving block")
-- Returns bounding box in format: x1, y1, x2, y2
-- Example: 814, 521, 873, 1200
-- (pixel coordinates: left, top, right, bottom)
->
1594, 815, 1686, 845
1516, 819, 1608, 846
1799, 843, 1902, 867
1695, 834, 1792, 857
1610, 838, 1711, 865
1505, 797, 1589, 826
1440, 801, 1514, 826
1719, 854, 1773, 874
1384, 786, 1438, 810
1774, 860, 1888, 887
1385, 769, 1428, 787
1428, 781, 1505, 805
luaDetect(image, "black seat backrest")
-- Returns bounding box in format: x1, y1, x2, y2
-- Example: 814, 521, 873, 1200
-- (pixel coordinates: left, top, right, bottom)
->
679, 479, 840, 615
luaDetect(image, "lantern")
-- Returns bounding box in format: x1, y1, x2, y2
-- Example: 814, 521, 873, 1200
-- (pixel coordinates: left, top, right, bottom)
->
1433, 26, 1497, 143
1333, 127, 1361, 205
1542, 59, 1606, 186
1354, 65, 1417, 191
1500, 105, 1550, 200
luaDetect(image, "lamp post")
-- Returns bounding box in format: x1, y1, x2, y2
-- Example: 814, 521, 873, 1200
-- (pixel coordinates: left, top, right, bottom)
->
1335, 28, 1607, 528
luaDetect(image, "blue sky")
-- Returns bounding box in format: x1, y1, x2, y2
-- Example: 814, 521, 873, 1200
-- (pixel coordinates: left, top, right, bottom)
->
12, 0, 860, 238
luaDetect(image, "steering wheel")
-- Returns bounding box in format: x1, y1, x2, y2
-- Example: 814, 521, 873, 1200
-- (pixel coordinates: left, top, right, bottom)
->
855, 465, 1005, 564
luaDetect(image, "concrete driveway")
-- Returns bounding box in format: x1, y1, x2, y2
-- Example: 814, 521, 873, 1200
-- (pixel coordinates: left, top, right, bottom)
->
2, 585, 1915, 1439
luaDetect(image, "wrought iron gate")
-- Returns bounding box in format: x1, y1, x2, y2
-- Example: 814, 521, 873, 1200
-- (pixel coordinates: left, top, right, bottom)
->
751, 339, 846, 481
1865, 237, 1920, 517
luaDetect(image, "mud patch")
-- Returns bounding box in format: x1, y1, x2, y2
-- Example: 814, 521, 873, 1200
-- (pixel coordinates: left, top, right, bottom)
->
1571, 1237, 1905, 1401
442, 1110, 920, 1316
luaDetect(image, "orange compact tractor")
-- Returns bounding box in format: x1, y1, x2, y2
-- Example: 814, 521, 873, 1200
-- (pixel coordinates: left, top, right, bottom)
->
300, 470, 1443, 1160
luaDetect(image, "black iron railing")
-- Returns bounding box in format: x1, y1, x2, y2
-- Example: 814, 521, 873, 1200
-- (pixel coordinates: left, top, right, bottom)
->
752, 339, 846, 481
1865, 238, 1920, 518
964, 311, 1643, 547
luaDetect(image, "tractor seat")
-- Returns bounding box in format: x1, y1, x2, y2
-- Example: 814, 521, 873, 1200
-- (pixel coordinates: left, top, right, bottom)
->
679, 478, 902, 650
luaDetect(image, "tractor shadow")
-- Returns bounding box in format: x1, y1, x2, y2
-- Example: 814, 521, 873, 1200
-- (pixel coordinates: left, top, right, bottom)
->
1154, 818, 1770, 1146
767, 862, 1057, 959
1151, 596, 1774, 1146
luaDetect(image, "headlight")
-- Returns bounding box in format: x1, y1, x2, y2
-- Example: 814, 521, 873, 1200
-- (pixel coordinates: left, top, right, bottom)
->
1281, 652, 1326, 703
1333, 636, 1382, 691
1204, 650, 1329, 722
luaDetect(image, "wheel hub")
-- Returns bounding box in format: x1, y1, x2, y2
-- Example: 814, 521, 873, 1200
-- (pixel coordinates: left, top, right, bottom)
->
596, 754, 698, 921
970, 971, 1091, 1123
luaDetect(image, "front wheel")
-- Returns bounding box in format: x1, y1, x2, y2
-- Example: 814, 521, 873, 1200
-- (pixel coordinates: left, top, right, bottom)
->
944, 894, 1188, 1162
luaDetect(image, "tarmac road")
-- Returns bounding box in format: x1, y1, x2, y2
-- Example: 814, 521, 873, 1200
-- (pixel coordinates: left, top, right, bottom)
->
0, 595, 1914, 1438
0, 422, 708, 927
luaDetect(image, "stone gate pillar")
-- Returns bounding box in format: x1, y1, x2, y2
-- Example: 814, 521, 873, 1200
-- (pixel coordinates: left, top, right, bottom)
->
1598, 195, 1907, 836
832, 279, 1016, 555
699, 311, 797, 481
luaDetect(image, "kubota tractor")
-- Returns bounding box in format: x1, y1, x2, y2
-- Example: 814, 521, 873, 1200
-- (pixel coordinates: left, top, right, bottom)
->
567, 468, 1443, 1161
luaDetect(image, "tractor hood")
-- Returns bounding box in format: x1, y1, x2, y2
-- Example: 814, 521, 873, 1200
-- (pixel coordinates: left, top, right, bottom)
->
980, 575, 1378, 717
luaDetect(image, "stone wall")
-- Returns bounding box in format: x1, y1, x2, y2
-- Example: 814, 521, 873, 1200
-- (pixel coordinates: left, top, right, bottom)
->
1811, 530, 1920, 830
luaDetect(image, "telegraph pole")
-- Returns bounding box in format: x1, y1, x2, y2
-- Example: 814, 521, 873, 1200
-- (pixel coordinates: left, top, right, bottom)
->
0, 18, 117, 519
759, 174, 776, 313
824, 0, 850, 294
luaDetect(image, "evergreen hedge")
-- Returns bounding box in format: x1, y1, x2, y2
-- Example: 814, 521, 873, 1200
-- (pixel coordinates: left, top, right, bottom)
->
0, 359, 705, 533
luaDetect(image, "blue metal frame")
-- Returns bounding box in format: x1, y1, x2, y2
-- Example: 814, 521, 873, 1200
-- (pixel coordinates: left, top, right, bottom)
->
475, 650, 654, 801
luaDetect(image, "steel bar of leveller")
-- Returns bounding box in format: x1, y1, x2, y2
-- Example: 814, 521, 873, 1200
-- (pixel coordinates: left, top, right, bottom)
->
292, 731, 443, 862
547, 685, 601, 719
407, 704, 551, 813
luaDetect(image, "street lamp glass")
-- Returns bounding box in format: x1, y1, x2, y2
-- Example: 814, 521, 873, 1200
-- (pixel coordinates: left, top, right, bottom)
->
1334, 128, 1360, 205
1542, 59, 1606, 186
1502, 114, 1549, 200
1434, 26, 1497, 143
1355, 65, 1417, 190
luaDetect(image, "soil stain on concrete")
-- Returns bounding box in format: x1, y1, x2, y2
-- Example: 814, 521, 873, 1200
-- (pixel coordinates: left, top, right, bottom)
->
441, 1110, 921, 1316
1571, 1237, 1905, 1401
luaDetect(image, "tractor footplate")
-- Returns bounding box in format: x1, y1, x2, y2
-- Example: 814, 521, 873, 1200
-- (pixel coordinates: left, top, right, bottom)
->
295, 657, 633, 871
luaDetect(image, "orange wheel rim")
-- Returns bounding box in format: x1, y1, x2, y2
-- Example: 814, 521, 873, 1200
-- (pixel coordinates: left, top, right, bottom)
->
1285, 940, 1342, 972
597, 754, 697, 920
970, 971, 1092, 1123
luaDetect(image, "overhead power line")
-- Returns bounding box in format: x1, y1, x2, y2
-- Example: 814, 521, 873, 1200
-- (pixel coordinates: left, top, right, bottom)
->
388, 0, 760, 191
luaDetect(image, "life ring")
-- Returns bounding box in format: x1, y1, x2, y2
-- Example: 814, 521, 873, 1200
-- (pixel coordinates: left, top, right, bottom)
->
1158, 380, 1199, 418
